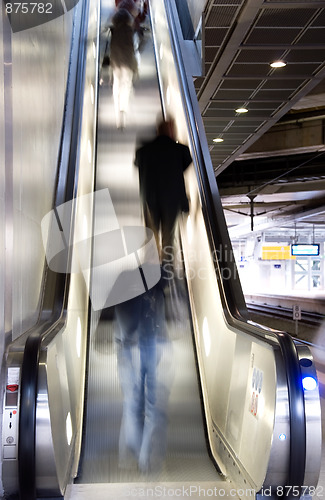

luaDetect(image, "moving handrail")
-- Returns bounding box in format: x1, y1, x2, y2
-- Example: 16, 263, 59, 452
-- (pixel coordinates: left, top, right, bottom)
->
153, 0, 321, 493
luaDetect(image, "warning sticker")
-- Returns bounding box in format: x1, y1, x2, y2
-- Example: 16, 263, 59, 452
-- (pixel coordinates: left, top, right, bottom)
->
250, 368, 263, 418
7, 367, 20, 386
6, 367, 20, 407
250, 392, 259, 417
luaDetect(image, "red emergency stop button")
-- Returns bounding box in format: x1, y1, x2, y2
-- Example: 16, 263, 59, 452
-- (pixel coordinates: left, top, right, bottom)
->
7, 384, 18, 392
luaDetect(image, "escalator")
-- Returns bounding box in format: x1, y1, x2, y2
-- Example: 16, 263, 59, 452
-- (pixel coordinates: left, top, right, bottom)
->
1, 0, 322, 498
75, 2, 221, 486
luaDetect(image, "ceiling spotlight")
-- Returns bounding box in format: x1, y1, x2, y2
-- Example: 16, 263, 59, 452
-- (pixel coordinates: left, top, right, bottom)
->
235, 108, 248, 114
213, 137, 224, 143
270, 60, 286, 68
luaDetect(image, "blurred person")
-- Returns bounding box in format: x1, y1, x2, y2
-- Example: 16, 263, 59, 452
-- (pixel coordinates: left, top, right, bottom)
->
135, 117, 192, 268
109, 7, 139, 129
115, 0, 148, 29
115, 0, 149, 56
115, 270, 173, 474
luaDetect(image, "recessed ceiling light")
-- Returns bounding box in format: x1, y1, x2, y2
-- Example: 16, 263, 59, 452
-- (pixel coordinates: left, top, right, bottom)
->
270, 60, 286, 68
213, 137, 224, 143
235, 108, 248, 114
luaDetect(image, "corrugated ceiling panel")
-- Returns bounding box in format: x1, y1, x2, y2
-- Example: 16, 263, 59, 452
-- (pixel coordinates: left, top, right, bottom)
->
235, 49, 284, 63
209, 100, 283, 109
261, 79, 306, 90
264, 0, 311, 3
297, 28, 325, 44
225, 122, 266, 131
212, 89, 254, 100
311, 10, 325, 26
281, 63, 321, 76
256, 8, 316, 27
245, 28, 302, 45
286, 49, 325, 63
220, 79, 261, 89
205, 47, 219, 63
206, 5, 239, 27
225, 63, 272, 77
204, 27, 228, 46
209, 0, 242, 5
255, 89, 292, 100
204, 109, 238, 118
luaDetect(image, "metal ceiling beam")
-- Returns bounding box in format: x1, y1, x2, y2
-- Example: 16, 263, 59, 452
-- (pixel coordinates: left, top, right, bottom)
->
228, 203, 325, 239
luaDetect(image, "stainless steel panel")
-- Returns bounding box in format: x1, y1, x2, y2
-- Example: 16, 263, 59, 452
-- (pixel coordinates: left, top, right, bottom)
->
0, 0, 76, 346
35, 352, 61, 496
296, 344, 322, 487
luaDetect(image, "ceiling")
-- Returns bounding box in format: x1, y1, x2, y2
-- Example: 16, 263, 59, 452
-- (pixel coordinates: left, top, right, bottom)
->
193, 0, 325, 240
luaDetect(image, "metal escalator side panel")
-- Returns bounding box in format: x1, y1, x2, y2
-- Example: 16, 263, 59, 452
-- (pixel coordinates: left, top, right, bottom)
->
18, 332, 42, 500
188, 289, 290, 491
295, 344, 322, 488
265, 340, 322, 491
35, 333, 85, 497
263, 347, 291, 489
277, 333, 307, 489
34, 332, 89, 497
35, 349, 62, 497
2, 356, 22, 497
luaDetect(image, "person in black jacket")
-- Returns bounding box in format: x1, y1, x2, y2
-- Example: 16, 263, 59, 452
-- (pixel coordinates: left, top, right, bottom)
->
135, 118, 192, 267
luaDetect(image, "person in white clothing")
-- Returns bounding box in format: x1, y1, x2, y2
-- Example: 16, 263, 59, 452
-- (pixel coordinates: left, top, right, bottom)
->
109, 8, 138, 129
